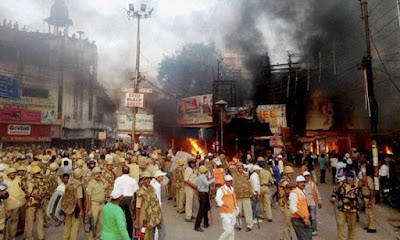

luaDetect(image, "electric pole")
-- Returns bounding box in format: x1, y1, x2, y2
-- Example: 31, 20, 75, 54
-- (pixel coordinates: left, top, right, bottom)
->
126, 3, 154, 150
360, 0, 379, 190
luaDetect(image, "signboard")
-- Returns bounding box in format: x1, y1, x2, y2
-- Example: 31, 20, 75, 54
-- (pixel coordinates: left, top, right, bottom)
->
98, 131, 107, 140
0, 75, 19, 98
7, 125, 31, 135
0, 97, 56, 124
61, 129, 94, 140
0, 124, 51, 142
177, 94, 213, 125
226, 106, 253, 120
256, 104, 287, 134
117, 113, 154, 133
121, 88, 153, 93
125, 93, 144, 108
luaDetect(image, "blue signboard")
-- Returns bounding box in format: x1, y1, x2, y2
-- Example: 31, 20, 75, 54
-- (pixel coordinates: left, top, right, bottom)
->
0, 75, 19, 98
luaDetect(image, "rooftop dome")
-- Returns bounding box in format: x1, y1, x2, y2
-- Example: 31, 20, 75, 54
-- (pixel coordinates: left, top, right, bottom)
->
44, 0, 73, 28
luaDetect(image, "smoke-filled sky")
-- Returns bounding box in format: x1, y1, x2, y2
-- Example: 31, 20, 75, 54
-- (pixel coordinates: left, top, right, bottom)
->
0, 0, 307, 88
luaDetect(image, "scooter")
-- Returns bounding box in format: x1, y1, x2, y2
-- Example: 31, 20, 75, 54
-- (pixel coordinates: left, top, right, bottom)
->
388, 185, 400, 208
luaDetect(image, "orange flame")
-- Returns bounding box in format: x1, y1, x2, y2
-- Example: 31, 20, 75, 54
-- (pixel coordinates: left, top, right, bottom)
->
385, 145, 393, 155
188, 138, 203, 156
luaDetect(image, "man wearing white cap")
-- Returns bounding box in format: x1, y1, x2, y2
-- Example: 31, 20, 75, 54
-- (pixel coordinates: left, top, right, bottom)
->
215, 175, 237, 240
151, 170, 167, 240
289, 176, 312, 240
250, 165, 262, 223
100, 189, 130, 240
303, 171, 322, 236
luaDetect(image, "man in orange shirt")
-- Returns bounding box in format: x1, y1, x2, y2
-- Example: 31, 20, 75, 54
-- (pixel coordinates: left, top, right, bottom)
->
213, 160, 225, 188
289, 175, 312, 240
215, 175, 238, 240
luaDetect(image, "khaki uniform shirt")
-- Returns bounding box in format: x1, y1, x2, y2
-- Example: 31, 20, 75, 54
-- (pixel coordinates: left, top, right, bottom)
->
259, 168, 274, 187
27, 177, 47, 207
361, 176, 374, 198
87, 179, 105, 204
278, 176, 290, 207
4, 178, 26, 206
184, 167, 197, 186
102, 169, 115, 198
232, 172, 253, 199
128, 163, 140, 183
0, 201, 5, 231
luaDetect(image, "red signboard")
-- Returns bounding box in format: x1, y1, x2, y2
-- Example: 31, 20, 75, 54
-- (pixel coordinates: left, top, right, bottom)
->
0, 104, 41, 122
0, 124, 51, 142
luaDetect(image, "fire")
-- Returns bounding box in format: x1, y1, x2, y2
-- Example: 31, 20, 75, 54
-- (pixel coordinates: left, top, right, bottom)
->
188, 138, 203, 156
385, 145, 393, 155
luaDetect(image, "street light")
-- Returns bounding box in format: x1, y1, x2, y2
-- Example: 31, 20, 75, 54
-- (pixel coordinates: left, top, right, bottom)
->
215, 99, 228, 152
126, 2, 154, 150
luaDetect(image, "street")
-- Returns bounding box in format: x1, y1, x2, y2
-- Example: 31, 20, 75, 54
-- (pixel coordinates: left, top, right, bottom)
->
17, 167, 400, 240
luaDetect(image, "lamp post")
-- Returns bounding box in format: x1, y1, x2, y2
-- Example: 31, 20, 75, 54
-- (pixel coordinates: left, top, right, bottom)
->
215, 100, 228, 152
126, 3, 154, 150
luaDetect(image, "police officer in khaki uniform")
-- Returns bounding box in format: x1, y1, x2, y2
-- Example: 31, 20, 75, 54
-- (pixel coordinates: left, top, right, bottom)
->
359, 169, 376, 233
173, 159, 185, 213
62, 169, 84, 240
102, 159, 115, 201
278, 166, 296, 240
259, 159, 274, 222
25, 166, 47, 240
0, 182, 9, 240
184, 159, 197, 222
4, 167, 25, 240
47, 163, 61, 227
127, 156, 140, 183
86, 167, 105, 240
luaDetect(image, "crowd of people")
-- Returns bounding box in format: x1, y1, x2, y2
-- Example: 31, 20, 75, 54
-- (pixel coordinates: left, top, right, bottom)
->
0, 144, 395, 240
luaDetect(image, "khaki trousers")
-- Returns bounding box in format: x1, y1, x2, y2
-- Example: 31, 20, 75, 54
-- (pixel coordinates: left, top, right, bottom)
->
260, 186, 272, 220
144, 227, 153, 240
176, 187, 185, 212
338, 211, 356, 240
25, 206, 44, 240
62, 213, 81, 240
18, 205, 26, 233
185, 186, 195, 220
7, 208, 18, 240
89, 202, 104, 240
236, 198, 253, 229
280, 206, 291, 240
43, 198, 50, 227
167, 181, 173, 199
364, 198, 376, 230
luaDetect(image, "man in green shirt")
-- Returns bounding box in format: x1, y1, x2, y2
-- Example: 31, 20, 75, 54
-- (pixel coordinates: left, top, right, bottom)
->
100, 189, 130, 240
318, 154, 327, 184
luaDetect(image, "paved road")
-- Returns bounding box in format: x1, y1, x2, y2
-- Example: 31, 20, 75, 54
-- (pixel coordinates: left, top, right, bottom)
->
17, 167, 400, 240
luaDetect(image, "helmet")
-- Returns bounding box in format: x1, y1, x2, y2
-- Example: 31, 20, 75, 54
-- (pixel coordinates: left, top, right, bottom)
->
157, 149, 162, 154
284, 166, 294, 174
257, 156, 265, 162
6, 167, 16, 175
178, 159, 185, 166
49, 163, 59, 171
17, 166, 27, 171
30, 166, 42, 174
92, 167, 102, 174
131, 156, 138, 163
141, 171, 152, 178
105, 159, 114, 165
31, 161, 39, 167
76, 160, 84, 168
199, 165, 208, 173
73, 169, 83, 179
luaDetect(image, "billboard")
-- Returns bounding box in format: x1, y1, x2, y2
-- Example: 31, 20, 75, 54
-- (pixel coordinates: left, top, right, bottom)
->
226, 106, 253, 120
0, 75, 19, 98
177, 94, 213, 125
117, 113, 154, 133
0, 124, 51, 142
0, 97, 56, 124
256, 104, 287, 134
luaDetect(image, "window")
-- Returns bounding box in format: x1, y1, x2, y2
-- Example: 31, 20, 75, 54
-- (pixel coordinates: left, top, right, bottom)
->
22, 88, 49, 98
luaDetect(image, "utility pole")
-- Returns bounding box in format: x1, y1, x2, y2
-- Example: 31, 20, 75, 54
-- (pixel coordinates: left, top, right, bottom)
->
360, 0, 379, 190
126, 3, 154, 150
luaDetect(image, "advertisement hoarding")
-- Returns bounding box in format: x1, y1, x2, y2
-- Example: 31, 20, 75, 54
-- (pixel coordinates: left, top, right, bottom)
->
177, 94, 213, 125
256, 104, 287, 134
226, 106, 253, 120
0, 75, 19, 98
0, 97, 56, 124
117, 113, 154, 133
7, 125, 31, 135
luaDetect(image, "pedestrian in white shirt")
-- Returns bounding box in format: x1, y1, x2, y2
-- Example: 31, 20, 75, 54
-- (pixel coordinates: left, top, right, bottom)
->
215, 175, 238, 240
277, 155, 284, 177
150, 170, 167, 240
113, 166, 139, 238
378, 159, 390, 204
250, 165, 262, 223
